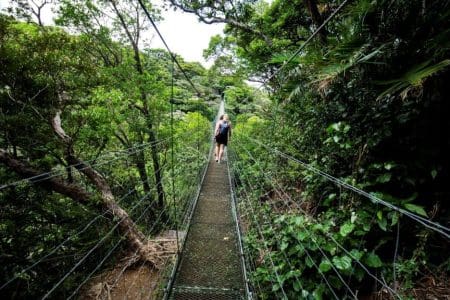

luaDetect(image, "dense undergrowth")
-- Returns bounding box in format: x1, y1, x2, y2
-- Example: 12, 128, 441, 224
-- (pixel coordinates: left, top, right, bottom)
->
225, 0, 450, 298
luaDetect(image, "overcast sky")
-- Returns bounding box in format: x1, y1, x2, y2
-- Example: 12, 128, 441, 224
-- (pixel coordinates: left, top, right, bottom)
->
0, 1, 224, 68
152, 3, 224, 67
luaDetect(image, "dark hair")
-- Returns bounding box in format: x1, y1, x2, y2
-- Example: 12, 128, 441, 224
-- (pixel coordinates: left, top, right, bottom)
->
219, 115, 224, 120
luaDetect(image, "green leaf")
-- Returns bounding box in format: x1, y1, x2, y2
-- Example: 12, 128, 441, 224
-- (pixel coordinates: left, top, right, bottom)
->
339, 223, 355, 237
431, 169, 437, 179
313, 284, 325, 300
293, 280, 302, 292
324, 193, 336, 206
354, 268, 365, 281
384, 163, 394, 170
376, 173, 391, 183
319, 260, 332, 273
293, 216, 304, 225
364, 252, 383, 268
297, 231, 309, 241
272, 283, 281, 291
351, 212, 357, 223
305, 256, 314, 268
343, 124, 351, 133
404, 203, 428, 217
363, 221, 371, 232
391, 212, 399, 226
350, 249, 363, 260
403, 192, 418, 203
323, 242, 337, 255
332, 255, 352, 270
377, 217, 387, 231
377, 210, 383, 220
328, 122, 341, 132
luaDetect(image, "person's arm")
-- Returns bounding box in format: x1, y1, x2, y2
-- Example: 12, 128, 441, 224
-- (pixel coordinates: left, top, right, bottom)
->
214, 121, 220, 136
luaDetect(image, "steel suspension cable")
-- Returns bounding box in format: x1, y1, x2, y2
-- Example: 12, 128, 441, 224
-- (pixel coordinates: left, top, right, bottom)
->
0, 186, 139, 290
170, 57, 179, 254
136, 0, 202, 97
112, 141, 210, 299
230, 149, 340, 299
226, 151, 254, 298
122, 212, 176, 298
162, 134, 214, 300
235, 137, 411, 297
1, 147, 172, 290
234, 140, 400, 298
41, 188, 159, 299
237, 134, 414, 297
240, 147, 382, 298
0, 136, 174, 190
241, 133, 450, 239
228, 150, 301, 297
228, 154, 289, 299
103, 215, 175, 299
260, 0, 351, 89
67, 203, 172, 299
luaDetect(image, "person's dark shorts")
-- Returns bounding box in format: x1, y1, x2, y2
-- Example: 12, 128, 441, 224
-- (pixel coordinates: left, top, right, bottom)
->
215, 134, 228, 146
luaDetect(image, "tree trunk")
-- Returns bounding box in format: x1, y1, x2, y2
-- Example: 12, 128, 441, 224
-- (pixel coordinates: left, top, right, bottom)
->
134, 150, 152, 194
115, 131, 152, 195
0, 149, 149, 259
303, 0, 327, 43
147, 124, 164, 211
110, 0, 166, 218
49, 110, 156, 262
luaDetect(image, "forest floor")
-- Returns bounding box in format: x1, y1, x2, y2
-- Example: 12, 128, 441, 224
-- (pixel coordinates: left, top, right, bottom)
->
81, 265, 159, 300
79, 231, 179, 300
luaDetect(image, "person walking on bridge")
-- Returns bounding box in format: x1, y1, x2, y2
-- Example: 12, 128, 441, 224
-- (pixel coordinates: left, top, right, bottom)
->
214, 114, 232, 163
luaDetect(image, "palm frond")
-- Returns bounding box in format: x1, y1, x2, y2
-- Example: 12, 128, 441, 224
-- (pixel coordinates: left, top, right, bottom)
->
312, 44, 385, 83
376, 59, 450, 100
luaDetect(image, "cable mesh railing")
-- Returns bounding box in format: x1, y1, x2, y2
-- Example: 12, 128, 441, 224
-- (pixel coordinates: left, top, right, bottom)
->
228, 130, 449, 299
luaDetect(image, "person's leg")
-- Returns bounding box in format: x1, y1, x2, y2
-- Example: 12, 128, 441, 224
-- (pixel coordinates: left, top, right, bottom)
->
215, 143, 220, 162
218, 144, 225, 162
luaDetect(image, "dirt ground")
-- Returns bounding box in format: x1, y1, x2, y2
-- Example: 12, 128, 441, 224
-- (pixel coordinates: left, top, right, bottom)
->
80, 264, 161, 300
79, 232, 179, 300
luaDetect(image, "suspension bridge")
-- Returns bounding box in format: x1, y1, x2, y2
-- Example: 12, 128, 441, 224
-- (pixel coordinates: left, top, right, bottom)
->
1, 96, 448, 299
1, 1, 449, 299
168, 152, 247, 299
166, 102, 248, 299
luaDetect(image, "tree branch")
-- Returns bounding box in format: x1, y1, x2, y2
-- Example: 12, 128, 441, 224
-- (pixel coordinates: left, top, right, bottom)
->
50, 106, 150, 260
167, 0, 273, 46
0, 149, 92, 203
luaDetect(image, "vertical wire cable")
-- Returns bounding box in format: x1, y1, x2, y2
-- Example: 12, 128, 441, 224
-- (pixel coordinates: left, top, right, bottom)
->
237, 134, 401, 298
393, 219, 400, 293
232, 143, 339, 299
197, 95, 201, 172
171, 58, 179, 254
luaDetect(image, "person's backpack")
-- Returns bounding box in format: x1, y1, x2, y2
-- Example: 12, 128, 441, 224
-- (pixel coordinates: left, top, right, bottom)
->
219, 121, 229, 136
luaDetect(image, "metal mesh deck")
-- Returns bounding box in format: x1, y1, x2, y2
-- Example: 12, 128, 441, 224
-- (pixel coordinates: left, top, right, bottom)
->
170, 160, 246, 299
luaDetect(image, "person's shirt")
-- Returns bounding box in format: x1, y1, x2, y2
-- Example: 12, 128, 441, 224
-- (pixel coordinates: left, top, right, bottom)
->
215, 120, 231, 137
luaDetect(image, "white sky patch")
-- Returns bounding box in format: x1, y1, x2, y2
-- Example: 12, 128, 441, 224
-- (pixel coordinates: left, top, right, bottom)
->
152, 3, 224, 67
0, 1, 224, 68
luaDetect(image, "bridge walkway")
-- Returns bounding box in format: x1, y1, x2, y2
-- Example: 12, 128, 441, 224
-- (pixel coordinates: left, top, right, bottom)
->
169, 156, 246, 300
